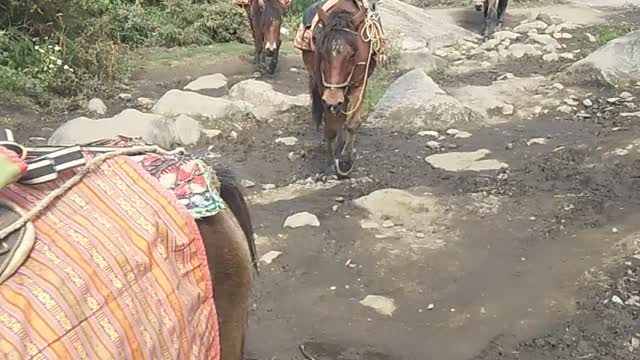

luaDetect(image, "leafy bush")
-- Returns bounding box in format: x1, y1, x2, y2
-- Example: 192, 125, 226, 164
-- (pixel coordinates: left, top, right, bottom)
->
0, 0, 249, 103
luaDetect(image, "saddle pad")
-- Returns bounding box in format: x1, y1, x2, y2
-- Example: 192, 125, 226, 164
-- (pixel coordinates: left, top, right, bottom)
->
85, 136, 225, 220
0, 157, 219, 359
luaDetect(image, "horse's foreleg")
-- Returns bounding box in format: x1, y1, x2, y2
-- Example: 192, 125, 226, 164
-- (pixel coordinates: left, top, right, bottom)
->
497, 0, 508, 27
334, 86, 366, 177
267, 39, 282, 75
198, 210, 253, 360
482, 1, 491, 41
323, 110, 341, 175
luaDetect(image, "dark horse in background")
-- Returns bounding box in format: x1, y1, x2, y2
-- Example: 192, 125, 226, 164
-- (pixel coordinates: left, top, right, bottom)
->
245, 0, 285, 75
476, 0, 509, 41
302, 1, 379, 177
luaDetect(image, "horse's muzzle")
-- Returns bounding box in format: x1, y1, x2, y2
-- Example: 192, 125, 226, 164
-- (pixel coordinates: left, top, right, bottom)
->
264, 48, 275, 57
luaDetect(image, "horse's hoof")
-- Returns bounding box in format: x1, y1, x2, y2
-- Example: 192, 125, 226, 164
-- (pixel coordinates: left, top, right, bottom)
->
334, 159, 353, 179
474, 4, 482, 11
252, 71, 263, 78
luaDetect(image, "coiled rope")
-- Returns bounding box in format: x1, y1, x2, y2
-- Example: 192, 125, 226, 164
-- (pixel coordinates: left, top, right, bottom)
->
343, 9, 385, 116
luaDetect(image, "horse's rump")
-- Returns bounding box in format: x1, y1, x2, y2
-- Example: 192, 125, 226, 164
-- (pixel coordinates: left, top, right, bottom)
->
293, 0, 372, 51
0, 154, 220, 359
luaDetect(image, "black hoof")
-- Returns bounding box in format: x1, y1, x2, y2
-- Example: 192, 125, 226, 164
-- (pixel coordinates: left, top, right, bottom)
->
474, 4, 482, 11
334, 159, 353, 178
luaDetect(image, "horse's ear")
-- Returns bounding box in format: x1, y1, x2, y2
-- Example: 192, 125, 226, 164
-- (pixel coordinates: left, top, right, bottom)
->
317, 8, 329, 25
353, 8, 367, 27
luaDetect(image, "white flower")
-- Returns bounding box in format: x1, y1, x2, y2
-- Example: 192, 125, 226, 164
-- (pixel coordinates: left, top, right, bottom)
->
48, 64, 54, 68
54, 45, 61, 51
56, 59, 62, 65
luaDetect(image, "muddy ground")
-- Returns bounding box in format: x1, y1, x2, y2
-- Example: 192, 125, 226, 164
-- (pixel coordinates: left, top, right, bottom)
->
3, 1, 640, 360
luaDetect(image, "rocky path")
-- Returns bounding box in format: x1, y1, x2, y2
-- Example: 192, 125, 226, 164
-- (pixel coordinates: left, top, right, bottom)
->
27, 0, 640, 359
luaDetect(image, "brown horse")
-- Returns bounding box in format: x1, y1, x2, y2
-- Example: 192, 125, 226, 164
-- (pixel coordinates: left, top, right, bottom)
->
200, 162, 256, 360
246, 0, 285, 75
302, 2, 377, 177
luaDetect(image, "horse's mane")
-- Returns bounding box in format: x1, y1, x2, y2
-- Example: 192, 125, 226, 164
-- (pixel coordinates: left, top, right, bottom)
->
252, 0, 284, 31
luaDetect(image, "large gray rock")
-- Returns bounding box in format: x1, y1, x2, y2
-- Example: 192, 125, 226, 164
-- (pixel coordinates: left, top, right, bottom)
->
367, 69, 479, 131
379, 0, 479, 70
227, 80, 309, 120
49, 109, 202, 148
561, 30, 640, 87
151, 89, 250, 118
184, 73, 228, 91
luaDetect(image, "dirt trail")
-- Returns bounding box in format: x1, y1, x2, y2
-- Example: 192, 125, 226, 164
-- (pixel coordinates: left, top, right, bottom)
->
4, 1, 640, 359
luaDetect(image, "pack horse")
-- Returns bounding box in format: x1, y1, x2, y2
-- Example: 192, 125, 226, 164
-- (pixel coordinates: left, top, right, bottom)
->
294, 0, 385, 177
0, 131, 256, 360
234, 0, 290, 75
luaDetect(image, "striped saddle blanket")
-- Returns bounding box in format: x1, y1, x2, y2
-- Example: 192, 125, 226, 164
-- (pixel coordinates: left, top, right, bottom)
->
0, 136, 221, 359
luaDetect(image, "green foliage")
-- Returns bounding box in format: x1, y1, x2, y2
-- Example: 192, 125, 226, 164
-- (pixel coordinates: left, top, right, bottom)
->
593, 23, 640, 46
0, 0, 249, 103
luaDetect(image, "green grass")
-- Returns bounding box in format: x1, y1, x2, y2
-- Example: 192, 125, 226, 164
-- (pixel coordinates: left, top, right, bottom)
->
592, 23, 640, 46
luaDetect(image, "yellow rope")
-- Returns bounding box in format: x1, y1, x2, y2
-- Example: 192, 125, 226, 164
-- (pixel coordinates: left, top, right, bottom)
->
343, 10, 384, 116
0, 145, 184, 240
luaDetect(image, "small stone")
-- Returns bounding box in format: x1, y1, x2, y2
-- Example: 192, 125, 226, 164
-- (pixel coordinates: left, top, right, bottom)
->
513, 21, 548, 33
611, 295, 624, 305
360, 295, 396, 316
240, 179, 255, 188
505, 143, 514, 150
576, 112, 592, 118
607, 97, 620, 103
553, 32, 572, 39
289, 67, 300, 73
557, 105, 574, 114
527, 138, 548, 146
621, 112, 640, 118
454, 131, 473, 139
558, 52, 575, 60
631, 337, 640, 351
446, 129, 461, 136
118, 93, 132, 101
329, 286, 337, 291
551, 83, 564, 90
492, 31, 521, 41
229, 131, 238, 142
415, 232, 425, 238
426, 141, 441, 150
564, 98, 579, 106
283, 212, 320, 228
585, 33, 596, 43
87, 98, 107, 115
275, 136, 298, 146
262, 184, 276, 190
536, 13, 554, 26
543, 53, 559, 62
583, 99, 593, 107
360, 219, 380, 229
332, 205, 339, 212
625, 295, 640, 306
417, 130, 439, 138
335, 197, 345, 202
501, 104, 514, 115
427, 303, 435, 310
497, 73, 515, 81
260, 250, 282, 264
203, 129, 222, 139
620, 92, 633, 100
612, 227, 619, 233
136, 97, 155, 109
382, 220, 394, 228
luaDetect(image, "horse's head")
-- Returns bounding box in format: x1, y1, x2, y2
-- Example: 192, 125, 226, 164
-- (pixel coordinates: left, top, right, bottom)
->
315, 8, 366, 113
254, 0, 284, 57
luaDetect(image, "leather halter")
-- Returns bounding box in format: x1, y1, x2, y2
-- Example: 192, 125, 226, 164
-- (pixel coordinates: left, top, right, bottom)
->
319, 28, 366, 89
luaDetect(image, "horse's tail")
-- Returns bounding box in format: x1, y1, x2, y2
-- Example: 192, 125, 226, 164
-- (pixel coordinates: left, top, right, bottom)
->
213, 163, 259, 273
310, 77, 324, 128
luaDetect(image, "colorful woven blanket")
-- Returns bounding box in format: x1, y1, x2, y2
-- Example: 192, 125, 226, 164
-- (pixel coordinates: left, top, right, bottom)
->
84, 136, 226, 220
0, 157, 219, 359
